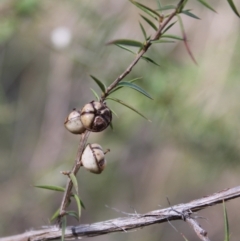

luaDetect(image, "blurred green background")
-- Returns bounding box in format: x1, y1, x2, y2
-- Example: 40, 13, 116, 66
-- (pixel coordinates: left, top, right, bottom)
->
0, 0, 240, 240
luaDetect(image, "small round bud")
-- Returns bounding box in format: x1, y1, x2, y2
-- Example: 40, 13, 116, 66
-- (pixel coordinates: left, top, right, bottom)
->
80, 101, 112, 132
64, 109, 86, 134
81, 143, 106, 174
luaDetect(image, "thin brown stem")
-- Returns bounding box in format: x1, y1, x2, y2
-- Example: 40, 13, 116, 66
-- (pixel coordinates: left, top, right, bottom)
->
59, 131, 90, 217
186, 217, 210, 241
101, 0, 184, 100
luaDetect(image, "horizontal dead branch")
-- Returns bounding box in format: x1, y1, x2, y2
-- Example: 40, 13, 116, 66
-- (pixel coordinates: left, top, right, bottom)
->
1, 185, 240, 241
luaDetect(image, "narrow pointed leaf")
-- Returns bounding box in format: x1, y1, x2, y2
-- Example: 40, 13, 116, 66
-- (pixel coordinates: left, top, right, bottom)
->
109, 107, 118, 118
73, 194, 81, 218
34, 185, 65, 192
161, 34, 183, 40
107, 39, 143, 48
66, 211, 79, 221
61, 216, 66, 241
90, 75, 106, 93
71, 194, 85, 209
90, 88, 100, 101
130, 0, 160, 19
146, 36, 151, 41
109, 77, 143, 95
151, 39, 175, 43
223, 201, 230, 241
141, 56, 160, 66
177, 15, 197, 65
115, 44, 136, 54
116, 81, 153, 99
80, 199, 86, 209
50, 208, 60, 222
129, 77, 143, 83
196, 0, 217, 13
139, 22, 147, 40
181, 10, 201, 19
69, 173, 78, 195
140, 14, 158, 31
108, 86, 122, 95
109, 122, 114, 130
227, 0, 240, 17
156, 0, 162, 10
107, 97, 151, 122
178, 0, 188, 12
162, 21, 177, 34
156, 5, 176, 11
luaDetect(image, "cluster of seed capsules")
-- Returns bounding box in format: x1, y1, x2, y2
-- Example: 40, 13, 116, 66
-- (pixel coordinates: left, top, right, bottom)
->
64, 101, 112, 174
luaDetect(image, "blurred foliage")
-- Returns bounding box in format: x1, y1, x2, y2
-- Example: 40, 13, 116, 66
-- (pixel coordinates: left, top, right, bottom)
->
0, 0, 240, 241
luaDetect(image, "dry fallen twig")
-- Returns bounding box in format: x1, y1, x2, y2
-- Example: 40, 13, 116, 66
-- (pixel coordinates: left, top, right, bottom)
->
1, 185, 240, 241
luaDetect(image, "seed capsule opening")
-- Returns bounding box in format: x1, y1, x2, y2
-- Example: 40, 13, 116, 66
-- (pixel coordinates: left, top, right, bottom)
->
80, 101, 112, 132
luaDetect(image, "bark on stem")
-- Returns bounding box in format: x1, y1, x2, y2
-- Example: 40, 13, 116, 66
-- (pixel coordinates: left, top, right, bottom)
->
59, 131, 90, 217
2, 186, 240, 241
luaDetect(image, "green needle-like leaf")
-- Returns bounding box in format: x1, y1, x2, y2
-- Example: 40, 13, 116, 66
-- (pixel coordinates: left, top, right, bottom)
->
69, 173, 78, 195
130, 0, 160, 19
107, 97, 151, 122
109, 107, 118, 118
34, 185, 65, 192
156, 5, 176, 11
50, 208, 60, 222
109, 77, 143, 95
140, 14, 158, 31
115, 44, 136, 54
110, 121, 114, 130
73, 194, 82, 218
107, 39, 143, 48
162, 21, 177, 34
178, 0, 188, 12
223, 201, 230, 241
116, 81, 153, 99
66, 211, 79, 221
161, 34, 184, 40
139, 22, 147, 40
156, 0, 162, 10
141, 56, 160, 66
196, 0, 217, 13
61, 216, 66, 241
80, 199, 86, 209
90, 75, 106, 93
90, 88, 100, 101
129, 77, 143, 83
181, 10, 201, 19
227, 0, 240, 17
151, 40, 175, 43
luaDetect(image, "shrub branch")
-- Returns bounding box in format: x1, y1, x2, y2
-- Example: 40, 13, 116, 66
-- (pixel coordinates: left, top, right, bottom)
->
58, 131, 90, 217
58, 0, 185, 220
101, 0, 185, 99
2, 185, 240, 241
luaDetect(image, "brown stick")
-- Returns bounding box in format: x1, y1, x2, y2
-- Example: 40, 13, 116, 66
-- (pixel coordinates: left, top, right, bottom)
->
1, 186, 239, 241
186, 218, 210, 241
59, 131, 90, 217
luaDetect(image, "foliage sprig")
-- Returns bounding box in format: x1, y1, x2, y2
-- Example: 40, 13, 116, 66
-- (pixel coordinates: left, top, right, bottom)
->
33, 0, 240, 240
